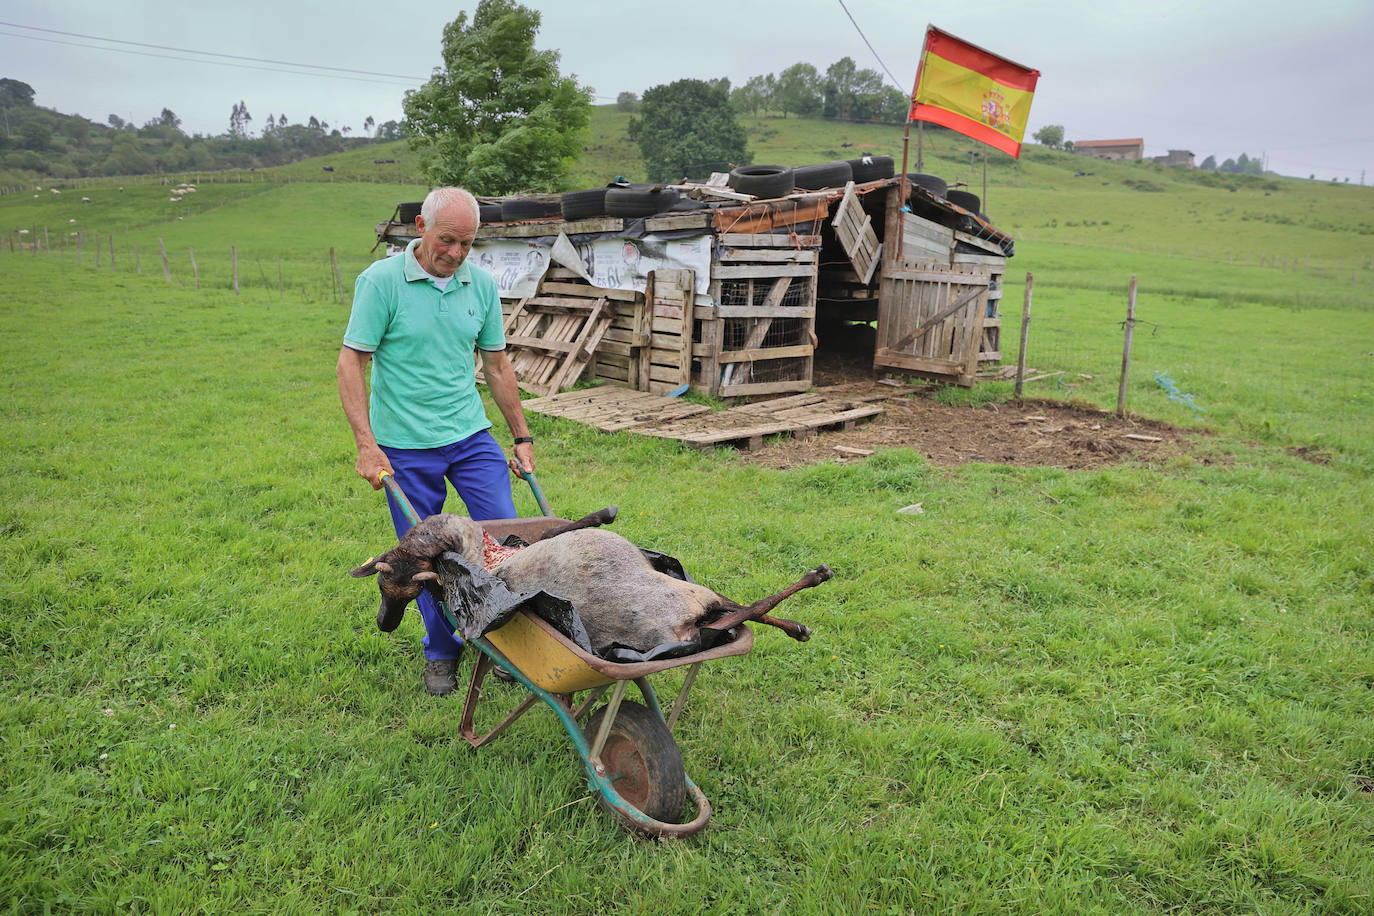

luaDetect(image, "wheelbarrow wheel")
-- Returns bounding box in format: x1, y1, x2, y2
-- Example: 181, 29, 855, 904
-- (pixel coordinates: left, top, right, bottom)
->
585, 700, 686, 828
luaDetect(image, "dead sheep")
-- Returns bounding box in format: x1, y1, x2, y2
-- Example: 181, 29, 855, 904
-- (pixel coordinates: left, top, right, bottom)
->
351, 513, 828, 655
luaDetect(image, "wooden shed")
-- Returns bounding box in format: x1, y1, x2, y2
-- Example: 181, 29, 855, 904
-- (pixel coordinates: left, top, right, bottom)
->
374, 175, 1014, 397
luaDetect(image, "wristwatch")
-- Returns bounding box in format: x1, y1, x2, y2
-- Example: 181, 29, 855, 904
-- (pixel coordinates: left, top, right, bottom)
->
513, 436, 534, 445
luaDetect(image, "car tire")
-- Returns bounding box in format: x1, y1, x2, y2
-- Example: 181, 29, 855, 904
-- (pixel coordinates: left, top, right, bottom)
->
791, 160, 853, 190
727, 165, 795, 199
847, 154, 894, 183
904, 173, 948, 198
560, 188, 609, 221
946, 190, 980, 212
500, 197, 562, 222
604, 186, 681, 217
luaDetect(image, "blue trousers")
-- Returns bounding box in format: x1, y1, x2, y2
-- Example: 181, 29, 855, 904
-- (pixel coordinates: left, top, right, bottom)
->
380, 429, 518, 660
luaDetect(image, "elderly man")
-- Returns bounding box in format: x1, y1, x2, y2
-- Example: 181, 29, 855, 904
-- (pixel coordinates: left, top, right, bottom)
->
338, 186, 535, 696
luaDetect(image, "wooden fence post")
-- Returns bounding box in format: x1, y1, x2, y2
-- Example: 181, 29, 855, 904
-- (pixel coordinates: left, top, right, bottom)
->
1014, 271, 1033, 399
78, 232, 83, 264
1116, 275, 1137, 418
330, 247, 343, 302
108, 235, 114, 270
134, 240, 140, 274
158, 238, 170, 282
278, 258, 283, 301
44, 226, 50, 257
232, 246, 239, 294
188, 247, 200, 290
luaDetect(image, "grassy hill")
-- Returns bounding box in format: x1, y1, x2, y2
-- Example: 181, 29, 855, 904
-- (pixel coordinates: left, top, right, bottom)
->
2, 107, 1373, 912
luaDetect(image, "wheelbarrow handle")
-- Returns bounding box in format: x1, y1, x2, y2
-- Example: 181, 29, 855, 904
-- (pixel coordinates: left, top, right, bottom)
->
384, 467, 552, 522
379, 471, 421, 530
519, 469, 554, 517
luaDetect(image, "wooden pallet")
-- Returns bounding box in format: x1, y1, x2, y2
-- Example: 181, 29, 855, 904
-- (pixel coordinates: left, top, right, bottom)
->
522, 386, 710, 432
642, 389, 884, 449
832, 181, 882, 286
502, 294, 613, 397
523, 384, 885, 450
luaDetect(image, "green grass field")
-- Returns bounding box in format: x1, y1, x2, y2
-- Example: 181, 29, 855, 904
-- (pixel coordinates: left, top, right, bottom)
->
2, 112, 1373, 914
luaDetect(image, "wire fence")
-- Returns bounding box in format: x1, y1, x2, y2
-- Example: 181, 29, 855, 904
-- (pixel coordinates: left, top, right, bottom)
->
1, 219, 373, 305
1000, 271, 1371, 460
1015, 231, 1374, 285
0, 168, 428, 198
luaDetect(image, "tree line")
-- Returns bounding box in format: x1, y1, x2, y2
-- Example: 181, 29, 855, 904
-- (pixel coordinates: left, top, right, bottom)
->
617, 58, 911, 125
0, 78, 405, 187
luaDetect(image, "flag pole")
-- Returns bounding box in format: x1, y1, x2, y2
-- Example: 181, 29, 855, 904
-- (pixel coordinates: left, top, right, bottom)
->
898, 118, 912, 262
899, 25, 936, 264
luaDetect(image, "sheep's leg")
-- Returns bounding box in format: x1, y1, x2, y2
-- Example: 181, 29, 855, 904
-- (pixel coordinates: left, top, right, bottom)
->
535, 505, 618, 542
699, 565, 832, 641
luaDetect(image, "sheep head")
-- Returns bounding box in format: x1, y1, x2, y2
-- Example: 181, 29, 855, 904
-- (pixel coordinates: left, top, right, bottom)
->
350, 514, 485, 632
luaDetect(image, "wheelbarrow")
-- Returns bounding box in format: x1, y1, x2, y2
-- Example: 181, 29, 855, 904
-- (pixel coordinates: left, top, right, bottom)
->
379, 471, 755, 838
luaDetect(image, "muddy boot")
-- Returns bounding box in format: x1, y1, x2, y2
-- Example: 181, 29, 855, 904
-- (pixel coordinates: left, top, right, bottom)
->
423, 657, 459, 696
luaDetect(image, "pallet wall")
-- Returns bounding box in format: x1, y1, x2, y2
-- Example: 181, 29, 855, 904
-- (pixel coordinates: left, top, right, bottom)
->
697, 234, 820, 398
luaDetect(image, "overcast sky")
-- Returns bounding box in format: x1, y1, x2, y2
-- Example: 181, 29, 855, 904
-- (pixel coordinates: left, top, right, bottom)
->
3, 0, 1371, 182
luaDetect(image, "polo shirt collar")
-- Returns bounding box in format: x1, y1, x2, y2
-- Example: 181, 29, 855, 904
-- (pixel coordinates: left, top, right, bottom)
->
403, 237, 472, 286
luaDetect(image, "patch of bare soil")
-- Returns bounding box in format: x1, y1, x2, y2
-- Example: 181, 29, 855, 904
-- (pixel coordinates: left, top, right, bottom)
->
738, 341, 1207, 470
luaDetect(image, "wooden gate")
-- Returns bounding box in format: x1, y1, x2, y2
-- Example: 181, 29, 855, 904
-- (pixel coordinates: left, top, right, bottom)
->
873, 264, 990, 386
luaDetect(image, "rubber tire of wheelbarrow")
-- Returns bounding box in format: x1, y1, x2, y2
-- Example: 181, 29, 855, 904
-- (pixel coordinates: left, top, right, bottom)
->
584, 700, 686, 828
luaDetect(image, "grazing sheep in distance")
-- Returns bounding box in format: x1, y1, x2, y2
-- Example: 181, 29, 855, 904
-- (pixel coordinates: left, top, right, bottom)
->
351, 513, 828, 656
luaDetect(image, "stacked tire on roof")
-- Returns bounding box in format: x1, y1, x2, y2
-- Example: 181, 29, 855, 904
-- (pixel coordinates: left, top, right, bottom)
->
401, 151, 987, 228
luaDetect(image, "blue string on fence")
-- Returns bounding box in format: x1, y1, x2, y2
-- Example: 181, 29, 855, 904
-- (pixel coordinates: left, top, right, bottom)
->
1154, 371, 1205, 417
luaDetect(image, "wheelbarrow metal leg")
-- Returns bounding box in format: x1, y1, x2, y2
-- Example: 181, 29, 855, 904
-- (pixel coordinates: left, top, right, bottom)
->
459, 650, 543, 748
666, 662, 702, 732
589, 679, 630, 759
572, 684, 610, 722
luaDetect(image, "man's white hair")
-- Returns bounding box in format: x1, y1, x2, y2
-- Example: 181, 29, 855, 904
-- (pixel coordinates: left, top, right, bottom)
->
420, 187, 480, 229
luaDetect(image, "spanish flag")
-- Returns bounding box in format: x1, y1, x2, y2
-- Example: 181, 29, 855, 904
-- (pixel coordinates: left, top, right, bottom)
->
909, 26, 1040, 158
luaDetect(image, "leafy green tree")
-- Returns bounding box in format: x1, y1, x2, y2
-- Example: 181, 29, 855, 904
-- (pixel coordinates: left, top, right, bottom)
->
228, 100, 252, 138
630, 78, 750, 182
616, 91, 638, 112
774, 63, 821, 118
376, 119, 407, 141
731, 75, 773, 117
1032, 125, 1064, 148
1220, 158, 1237, 173
822, 57, 883, 121
1200, 154, 1216, 170
18, 119, 51, 152
0, 78, 35, 108
403, 0, 591, 194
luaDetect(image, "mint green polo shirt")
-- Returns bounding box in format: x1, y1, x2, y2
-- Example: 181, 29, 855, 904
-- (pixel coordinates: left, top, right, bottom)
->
343, 239, 506, 449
